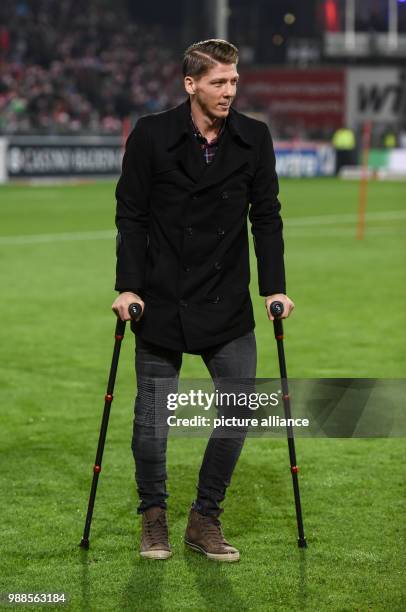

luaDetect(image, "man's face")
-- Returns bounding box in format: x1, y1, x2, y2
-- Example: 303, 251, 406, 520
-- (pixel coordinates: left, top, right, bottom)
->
185, 63, 239, 120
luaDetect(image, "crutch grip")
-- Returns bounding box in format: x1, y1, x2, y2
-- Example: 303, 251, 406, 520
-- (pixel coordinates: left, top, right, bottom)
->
270, 301, 284, 338
128, 302, 142, 320
270, 300, 284, 318
114, 303, 142, 337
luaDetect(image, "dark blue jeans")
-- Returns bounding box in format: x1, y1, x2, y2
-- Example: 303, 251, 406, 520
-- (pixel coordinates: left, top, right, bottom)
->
131, 331, 257, 517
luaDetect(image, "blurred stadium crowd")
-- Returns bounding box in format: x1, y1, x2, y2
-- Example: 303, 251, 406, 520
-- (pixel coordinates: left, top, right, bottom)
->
0, 0, 184, 134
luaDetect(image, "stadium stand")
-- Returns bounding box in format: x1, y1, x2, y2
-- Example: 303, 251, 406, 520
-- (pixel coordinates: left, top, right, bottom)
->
0, 0, 184, 134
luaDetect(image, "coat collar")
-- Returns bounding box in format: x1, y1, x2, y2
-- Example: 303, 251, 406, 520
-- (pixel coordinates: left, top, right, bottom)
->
167, 98, 254, 150
164, 98, 253, 190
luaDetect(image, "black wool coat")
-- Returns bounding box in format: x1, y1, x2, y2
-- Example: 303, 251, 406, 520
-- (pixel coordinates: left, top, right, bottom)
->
115, 98, 285, 352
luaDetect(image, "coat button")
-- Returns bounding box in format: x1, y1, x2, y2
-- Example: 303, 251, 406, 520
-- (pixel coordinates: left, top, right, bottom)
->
217, 228, 225, 238
180, 300, 188, 308
212, 295, 221, 304
185, 226, 193, 235
184, 265, 191, 272
191, 194, 199, 200
214, 262, 222, 271
220, 191, 229, 200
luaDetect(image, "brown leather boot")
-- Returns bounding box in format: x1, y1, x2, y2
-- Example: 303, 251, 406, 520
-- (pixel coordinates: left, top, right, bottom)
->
140, 507, 172, 560
184, 508, 240, 562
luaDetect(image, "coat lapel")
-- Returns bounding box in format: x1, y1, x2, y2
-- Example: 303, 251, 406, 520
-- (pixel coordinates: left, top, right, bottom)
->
194, 128, 250, 193
173, 135, 206, 184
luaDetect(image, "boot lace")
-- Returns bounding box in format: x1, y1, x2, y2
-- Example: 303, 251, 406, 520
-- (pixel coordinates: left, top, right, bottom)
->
199, 516, 226, 545
145, 515, 168, 546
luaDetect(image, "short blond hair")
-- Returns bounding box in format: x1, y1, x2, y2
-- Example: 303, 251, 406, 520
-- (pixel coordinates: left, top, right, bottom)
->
183, 39, 239, 78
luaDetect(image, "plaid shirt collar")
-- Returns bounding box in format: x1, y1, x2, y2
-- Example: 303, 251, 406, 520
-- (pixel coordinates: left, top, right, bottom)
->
190, 113, 226, 164
190, 113, 226, 144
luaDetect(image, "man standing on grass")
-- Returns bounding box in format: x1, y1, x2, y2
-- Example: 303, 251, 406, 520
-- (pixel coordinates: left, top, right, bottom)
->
112, 39, 294, 562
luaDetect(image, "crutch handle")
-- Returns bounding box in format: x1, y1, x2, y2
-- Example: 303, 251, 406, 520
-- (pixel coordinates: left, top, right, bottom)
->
114, 303, 143, 339
269, 301, 284, 338
270, 300, 284, 318
128, 302, 142, 320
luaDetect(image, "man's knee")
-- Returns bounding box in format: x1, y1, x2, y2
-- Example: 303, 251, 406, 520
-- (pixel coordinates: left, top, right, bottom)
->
131, 424, 168, 457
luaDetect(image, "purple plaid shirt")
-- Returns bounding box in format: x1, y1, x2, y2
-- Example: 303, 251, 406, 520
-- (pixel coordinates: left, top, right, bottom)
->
190, 114, 225, 164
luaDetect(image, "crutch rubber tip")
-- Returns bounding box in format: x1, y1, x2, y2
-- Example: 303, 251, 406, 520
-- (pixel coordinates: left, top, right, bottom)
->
298, 538, 307, 548
79, 538, 90, 550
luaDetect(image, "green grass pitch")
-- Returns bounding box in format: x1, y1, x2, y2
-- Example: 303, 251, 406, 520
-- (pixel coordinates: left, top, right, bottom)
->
0, 178, 405, 611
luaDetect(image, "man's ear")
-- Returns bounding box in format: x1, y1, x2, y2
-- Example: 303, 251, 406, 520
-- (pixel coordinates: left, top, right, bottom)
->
184, 76, 196, 95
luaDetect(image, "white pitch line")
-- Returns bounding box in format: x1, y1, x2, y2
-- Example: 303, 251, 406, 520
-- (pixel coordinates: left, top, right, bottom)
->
0, 210, 404, 246
286, 210, 406, 226
0, 230, 114, 245
286, 227, 403, 237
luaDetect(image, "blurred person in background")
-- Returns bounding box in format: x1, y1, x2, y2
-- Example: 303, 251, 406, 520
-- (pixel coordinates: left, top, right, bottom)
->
112, 39, 294, 562
382, 125, 397, 149
332, 125, 357, 174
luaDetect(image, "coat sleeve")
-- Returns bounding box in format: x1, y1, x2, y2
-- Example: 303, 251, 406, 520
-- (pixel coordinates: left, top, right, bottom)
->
114, 117, 152, 292
248, 124, 286, 296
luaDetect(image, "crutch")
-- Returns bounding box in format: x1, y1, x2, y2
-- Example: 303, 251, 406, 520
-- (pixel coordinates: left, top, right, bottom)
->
270, 300, 307, 549
79, 302, 142, 549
